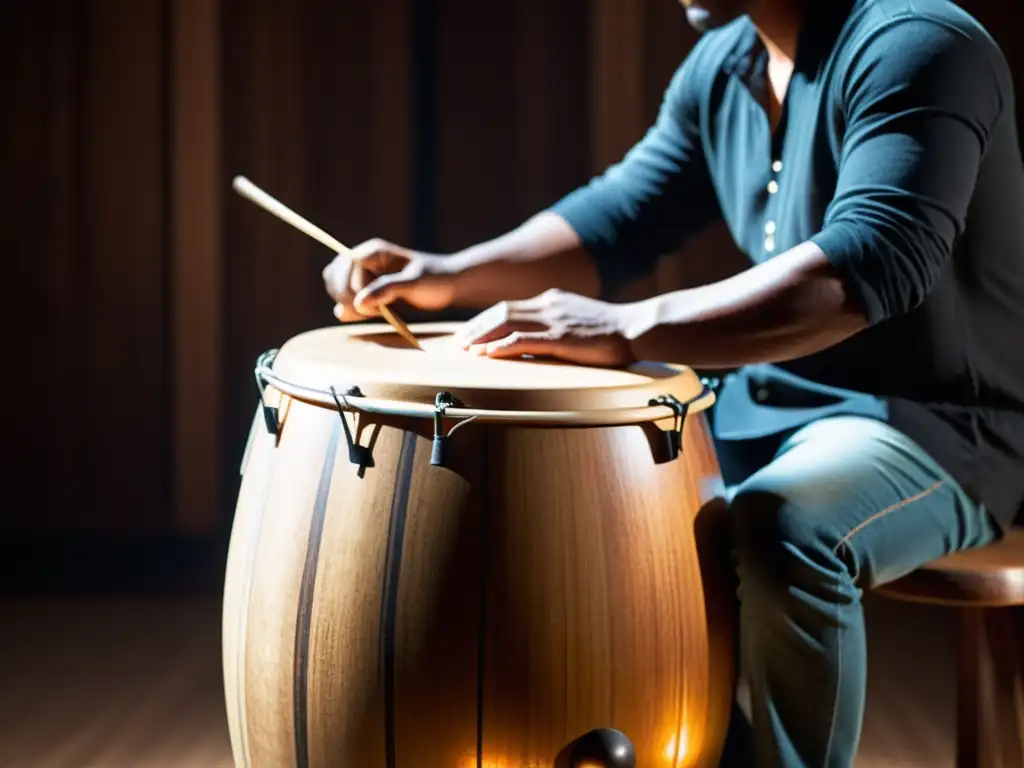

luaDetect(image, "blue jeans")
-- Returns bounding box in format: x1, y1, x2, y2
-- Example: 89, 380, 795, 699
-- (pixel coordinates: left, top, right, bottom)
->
716, 416, 1001, 768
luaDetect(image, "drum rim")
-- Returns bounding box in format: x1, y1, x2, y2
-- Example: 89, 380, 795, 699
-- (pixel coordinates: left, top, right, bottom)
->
261, 322, 716, 423
255, 349, 717, 427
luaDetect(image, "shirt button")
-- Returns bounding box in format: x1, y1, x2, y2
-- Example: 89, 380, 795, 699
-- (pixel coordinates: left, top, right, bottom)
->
767, 179, 779, 195
765, 235, 776, 252
765, 220, 776, 235
772, 160, 783, 173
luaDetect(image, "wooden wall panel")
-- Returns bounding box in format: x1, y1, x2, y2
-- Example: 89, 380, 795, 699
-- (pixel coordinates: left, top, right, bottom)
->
510, 0, 591, 217
433, 1, 519, 250
4, 0, 169, 536
172, 0, 222, 535
2, 2, 77, 526
82, 0, 168, 534
590, 0, 648, 173
367, 0, 415, 247
38, 4, 88, 524
957, 0, 1024, 143
433, 0, 589, 252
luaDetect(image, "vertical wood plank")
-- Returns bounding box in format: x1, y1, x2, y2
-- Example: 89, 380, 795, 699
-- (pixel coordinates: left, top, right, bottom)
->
82, 0, 168, 532
587, 0, 655, 303
513, 0, 556, 211
303, 0, 373, 249
433, 0, 520, 251
42, 0, 88, 522
643, 0, 700, 120
589, 0, 647, 173
172, 0, 222, 534
1, 0, 76, 527
512, 0, 589, 214
368, 0, 414, 246
301, 0, 413, 246
433, 0, 588, 253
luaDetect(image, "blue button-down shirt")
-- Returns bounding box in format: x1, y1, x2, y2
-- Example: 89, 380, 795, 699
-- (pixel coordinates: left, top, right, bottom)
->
550, 0, 1024, 529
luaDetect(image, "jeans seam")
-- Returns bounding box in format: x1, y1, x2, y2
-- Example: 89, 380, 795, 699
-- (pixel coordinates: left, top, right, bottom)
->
830, 481, 946, 555
820, 479, 945, 764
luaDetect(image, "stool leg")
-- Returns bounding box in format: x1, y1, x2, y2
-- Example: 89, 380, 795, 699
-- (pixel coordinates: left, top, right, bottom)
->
956, 607, 1024, 768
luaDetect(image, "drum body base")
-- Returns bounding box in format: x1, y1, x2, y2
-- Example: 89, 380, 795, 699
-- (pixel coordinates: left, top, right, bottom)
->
224, 399, 735, 768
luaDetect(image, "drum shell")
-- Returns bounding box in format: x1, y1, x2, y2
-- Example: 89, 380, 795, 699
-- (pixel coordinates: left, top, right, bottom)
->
223, 395, 736, 768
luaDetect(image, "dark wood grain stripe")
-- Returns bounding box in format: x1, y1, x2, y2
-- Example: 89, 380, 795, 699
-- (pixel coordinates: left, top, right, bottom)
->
411, 0, 437, 250
380, 431, 417, 768
293, 418, 341, 768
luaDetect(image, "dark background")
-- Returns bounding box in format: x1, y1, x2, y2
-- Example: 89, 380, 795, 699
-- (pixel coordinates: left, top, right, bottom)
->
2, 0, 1021, 593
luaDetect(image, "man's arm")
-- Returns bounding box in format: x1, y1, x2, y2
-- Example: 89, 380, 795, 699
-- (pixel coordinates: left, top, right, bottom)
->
624, 242, 864, 367
444, 212, 600, 307
547, 50, 720, 294
625, 17, 1007, 368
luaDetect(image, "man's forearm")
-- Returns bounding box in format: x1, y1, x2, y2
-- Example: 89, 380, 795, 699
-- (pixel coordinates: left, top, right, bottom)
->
444, 212, 601, 308
622, 241, 869, 368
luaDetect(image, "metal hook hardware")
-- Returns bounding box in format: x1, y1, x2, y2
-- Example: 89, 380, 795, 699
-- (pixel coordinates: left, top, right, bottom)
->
431, 391, 459, 467
254, 350, 281, 436
330, 386, 374, 471
648, 394, 689, 461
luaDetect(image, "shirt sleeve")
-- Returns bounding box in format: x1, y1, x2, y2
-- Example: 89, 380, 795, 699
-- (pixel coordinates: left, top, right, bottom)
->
811, 17, 1008, 326
548, 49, 721, 295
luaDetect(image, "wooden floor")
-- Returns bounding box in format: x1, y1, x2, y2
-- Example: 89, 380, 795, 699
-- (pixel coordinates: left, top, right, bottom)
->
0, 593, 957, 767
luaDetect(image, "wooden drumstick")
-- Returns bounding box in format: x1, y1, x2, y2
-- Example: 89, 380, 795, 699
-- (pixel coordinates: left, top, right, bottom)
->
231, 175, 422, 350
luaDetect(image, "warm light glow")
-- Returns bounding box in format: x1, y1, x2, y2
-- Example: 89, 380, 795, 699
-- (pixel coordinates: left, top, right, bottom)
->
460, 729, 692, 768
664, 730, 690, 764
462, 757, 609, 768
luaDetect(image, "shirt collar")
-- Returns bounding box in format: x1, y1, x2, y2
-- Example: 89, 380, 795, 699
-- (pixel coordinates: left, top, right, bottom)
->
722, 1, 858, 85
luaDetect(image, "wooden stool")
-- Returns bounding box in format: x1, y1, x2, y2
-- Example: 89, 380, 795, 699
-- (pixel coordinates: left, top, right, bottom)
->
876, 528, 1024, 768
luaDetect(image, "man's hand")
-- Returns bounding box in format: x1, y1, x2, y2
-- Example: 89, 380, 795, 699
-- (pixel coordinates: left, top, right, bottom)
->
322, 238, 458, 321
454, 289, 637, 367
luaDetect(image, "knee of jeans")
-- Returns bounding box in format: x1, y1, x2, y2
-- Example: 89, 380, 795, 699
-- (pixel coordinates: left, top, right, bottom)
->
729, 484, 847, 590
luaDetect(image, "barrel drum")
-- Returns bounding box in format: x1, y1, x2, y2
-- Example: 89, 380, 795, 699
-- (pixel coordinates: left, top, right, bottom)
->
223, 323, 736, 767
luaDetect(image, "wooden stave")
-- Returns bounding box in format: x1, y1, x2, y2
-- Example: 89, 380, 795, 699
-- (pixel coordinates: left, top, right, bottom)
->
223, 392, 737, 768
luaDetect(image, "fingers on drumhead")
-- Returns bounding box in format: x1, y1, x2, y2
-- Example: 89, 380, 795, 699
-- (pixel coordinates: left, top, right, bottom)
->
456, 300, 553, 345
470, 331, 559, 359
460, 321, 550, 348
500, 329, 559, 348
454, 303, 509, 345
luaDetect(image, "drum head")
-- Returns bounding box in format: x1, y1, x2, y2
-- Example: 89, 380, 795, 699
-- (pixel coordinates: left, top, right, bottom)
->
269, 322, 709, 414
